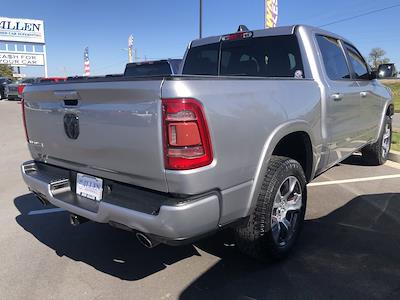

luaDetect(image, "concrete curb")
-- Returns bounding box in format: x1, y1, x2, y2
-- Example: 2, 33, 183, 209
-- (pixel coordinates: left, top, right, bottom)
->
389, 150, 400, 163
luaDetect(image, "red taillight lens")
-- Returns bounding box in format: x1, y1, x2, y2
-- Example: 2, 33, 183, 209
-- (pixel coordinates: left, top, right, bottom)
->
21, 98, 29, 142
162, 98, 213, 170
18, 84, 25, 96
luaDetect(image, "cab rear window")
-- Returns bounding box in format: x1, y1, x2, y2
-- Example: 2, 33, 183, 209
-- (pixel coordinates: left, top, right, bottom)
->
124, 62, 172, 77
182, 35, 304, 78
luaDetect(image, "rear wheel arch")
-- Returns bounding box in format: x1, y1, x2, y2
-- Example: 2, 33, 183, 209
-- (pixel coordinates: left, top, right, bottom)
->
245, 122, 317, 217
272, 131, 313, 182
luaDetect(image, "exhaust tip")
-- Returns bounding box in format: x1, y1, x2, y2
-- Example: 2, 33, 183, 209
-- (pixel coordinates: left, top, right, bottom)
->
69, 214, 88, 226
70, 214, 80, 226
32, 191, 49, 206
136, 232, 159, 249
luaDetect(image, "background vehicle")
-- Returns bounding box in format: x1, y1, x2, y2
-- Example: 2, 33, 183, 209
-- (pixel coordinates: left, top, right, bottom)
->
378, 63, 397, 78
7, 77, 66, 100
0, 77, 12, 100
39, 77, 66, 83
21, 25, 392, 261
124, 59, 182, 76
7, 77, 40, 100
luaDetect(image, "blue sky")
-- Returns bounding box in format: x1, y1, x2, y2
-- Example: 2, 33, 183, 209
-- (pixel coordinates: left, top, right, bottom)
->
3, 0, 400, 77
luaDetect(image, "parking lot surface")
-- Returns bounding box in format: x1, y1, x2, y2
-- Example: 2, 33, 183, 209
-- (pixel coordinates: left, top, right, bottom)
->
1, 100, 400, 299
394, 113, 400, 131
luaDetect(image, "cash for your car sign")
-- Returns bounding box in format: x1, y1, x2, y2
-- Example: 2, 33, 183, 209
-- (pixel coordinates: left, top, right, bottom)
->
0, 16, 47, 76
0, 52, 44, 66
265, 0, 278, 28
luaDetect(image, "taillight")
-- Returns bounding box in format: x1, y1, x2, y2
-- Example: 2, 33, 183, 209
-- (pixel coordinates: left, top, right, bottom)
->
162, 98, 213, 170
21, 98, 29, 142
18, 84, 25, 96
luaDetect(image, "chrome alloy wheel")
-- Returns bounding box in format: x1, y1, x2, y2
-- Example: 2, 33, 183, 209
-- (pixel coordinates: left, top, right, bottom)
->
382, 123, 391, 158
271, 176, 302, 246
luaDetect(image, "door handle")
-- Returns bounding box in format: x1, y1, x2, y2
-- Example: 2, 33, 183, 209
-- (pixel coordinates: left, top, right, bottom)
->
360, 91, 368, 98
331, 93, 343, 101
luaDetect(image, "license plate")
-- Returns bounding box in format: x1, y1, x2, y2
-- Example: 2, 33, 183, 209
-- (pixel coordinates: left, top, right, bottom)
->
76, 173, 103, 201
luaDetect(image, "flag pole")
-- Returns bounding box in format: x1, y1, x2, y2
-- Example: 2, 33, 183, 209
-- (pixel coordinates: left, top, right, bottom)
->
199, 0, 203, 38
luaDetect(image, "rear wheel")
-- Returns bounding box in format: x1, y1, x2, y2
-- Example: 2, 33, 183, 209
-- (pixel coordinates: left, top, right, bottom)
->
234, 156, 307, 261
362, 116, 392, 165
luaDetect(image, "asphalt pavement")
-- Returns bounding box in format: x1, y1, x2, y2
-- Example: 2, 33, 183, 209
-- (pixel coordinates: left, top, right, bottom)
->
1, 100, 400, 299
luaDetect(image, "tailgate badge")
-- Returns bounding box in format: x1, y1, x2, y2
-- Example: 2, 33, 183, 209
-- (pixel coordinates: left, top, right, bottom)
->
64, 113, 80, 139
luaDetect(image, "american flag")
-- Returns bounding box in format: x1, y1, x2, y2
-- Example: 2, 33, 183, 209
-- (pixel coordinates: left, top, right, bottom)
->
84, 47, 90, 76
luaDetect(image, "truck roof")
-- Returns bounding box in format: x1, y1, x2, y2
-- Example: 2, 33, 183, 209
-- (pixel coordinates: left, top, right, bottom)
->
190, 25, 352, 48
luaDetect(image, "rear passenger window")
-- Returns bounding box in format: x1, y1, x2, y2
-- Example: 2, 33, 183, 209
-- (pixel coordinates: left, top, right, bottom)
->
316, 35, 350, 80
344, 43, 370, 80
182, 43, 219, 75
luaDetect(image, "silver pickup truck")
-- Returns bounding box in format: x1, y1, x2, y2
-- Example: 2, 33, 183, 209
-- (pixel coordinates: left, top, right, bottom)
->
21, 25, 393, 261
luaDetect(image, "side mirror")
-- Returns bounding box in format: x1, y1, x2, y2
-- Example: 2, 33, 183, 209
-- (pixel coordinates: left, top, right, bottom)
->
369, 71, 377, 80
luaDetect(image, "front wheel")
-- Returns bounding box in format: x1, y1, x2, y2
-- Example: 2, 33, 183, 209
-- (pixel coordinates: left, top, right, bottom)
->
234, 156, 307, 261
362, 116, 392, 165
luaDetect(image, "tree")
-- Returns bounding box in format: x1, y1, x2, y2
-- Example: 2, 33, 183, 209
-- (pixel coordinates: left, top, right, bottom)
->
0, 64, 13, 78
368, 48, 390, 69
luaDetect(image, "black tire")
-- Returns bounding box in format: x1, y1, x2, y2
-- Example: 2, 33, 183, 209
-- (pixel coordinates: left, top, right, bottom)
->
234, 156, 307, 261
362, 116, 392, 166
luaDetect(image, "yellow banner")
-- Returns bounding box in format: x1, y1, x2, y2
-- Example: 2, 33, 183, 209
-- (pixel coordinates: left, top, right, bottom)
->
265, 0, 279, 28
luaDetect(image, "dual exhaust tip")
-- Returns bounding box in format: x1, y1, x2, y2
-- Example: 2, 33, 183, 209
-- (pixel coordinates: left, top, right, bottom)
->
32, 190, 160, 249
70, 214, 160, 249
32, 190, 161, 249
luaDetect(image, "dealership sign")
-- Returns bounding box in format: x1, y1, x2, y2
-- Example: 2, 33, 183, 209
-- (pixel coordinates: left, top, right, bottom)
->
0, 17, 45, 44
0, 52, 44, 66
0, 16, 47, 76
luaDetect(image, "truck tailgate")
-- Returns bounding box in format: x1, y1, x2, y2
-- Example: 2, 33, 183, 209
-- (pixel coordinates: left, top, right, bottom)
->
23, 79, 167, 192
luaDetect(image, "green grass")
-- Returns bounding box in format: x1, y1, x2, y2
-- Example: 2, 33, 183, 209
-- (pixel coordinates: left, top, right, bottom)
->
392, 131, 400, 152
382, 80, 400, 113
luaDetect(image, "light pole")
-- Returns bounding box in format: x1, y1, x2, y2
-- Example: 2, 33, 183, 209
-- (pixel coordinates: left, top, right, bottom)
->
121, 47, 137, 63
199, 0, 203, 38
128, 35, 134, 63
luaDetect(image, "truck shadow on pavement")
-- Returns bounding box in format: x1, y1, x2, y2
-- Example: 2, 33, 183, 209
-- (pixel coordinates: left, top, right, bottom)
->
14, 193, 201, 281
340, 154, 379, 166
14, 192, 400, 298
